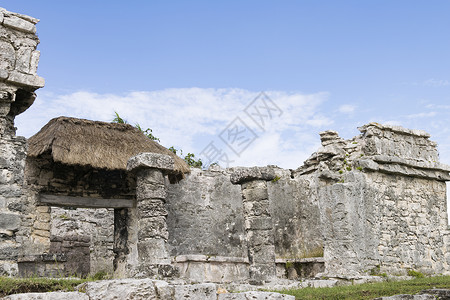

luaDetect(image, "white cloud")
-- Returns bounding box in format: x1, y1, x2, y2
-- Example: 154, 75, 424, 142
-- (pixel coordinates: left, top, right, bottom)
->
383, 120, 403, 126
338, 104, 356, 114
423, 78, 450, 87
406, 112, 437, 119
425, 103, 450, 110
15, 88, 330, 169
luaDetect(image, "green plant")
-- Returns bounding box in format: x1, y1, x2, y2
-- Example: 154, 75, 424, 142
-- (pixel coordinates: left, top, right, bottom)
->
112, 112, 160, 142
272, 176, 281, 182
339, 170, 344, 174
59, 214, 69, 220
88, 271, 109, 281
407, 269, 424, 278
369, 265, 384, 276
301, 246, 324, 258
184, 152, 202, 168
135, 124, 160, 142
112, 113, 203, 168
356, 166, 363, 171
169, 146, 179, 155
352, 141, 358, 144
346, 166, 352, 171
112, 111, 127, 124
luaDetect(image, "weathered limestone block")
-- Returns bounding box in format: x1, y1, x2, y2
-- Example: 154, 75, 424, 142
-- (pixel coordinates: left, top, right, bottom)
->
78, 278, 159, 300
76, 279, 218, 300
2, 14, 37, 34
166, 167, 247, 261
0, 40, 15, 71
127, 152, 174, 173
359, 122, 439, 162
7, 70, 45, 88
173, 255, 250, 283
173, 283, 217, 300
230, 166, 277, 184
0, 212, 20, 231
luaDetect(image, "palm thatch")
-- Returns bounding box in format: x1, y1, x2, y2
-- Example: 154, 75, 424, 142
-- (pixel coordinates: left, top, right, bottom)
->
27, 116, 190, 175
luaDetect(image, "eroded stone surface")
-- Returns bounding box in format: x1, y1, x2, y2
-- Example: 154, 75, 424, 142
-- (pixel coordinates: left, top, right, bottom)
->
296, 122, 450, 277
127, 153, 174, 173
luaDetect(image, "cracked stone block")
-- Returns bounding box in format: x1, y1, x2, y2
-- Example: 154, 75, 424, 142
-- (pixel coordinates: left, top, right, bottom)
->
0, 212, 20, 231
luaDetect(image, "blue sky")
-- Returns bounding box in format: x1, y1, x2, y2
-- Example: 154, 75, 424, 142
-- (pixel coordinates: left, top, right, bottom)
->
3, 1, 450, 168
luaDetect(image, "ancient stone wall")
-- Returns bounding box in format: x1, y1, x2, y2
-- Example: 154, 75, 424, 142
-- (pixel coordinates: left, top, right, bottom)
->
298, 123, 450, 277
0, 7, 44, 276
2, 6, 450, 282
166, 167, 247, 258
50, 207, 114, 275
268, 172, 323, 259
163, 165, 325, 282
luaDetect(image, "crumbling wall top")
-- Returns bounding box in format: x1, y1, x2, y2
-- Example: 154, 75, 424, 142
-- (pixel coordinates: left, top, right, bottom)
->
358, 122, 431, 138
297, 122, 450, 182
0, 8, 40, 33
1, 7, 44, 137
0, 7, 44, 90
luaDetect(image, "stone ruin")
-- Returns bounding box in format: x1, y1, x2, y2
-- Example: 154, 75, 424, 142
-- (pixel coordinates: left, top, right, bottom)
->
1, 7, 450, 288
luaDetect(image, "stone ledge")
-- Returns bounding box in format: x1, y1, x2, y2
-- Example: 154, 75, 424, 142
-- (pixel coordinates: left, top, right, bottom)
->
356, 156, 450, 181
371, 155, 450, 171
6, 71, 45, 88
173, 255, 249, 264
2, 15, 36, 34
127, 153, 174, 173
275, 257, 324, 264
17, 253, 67, 263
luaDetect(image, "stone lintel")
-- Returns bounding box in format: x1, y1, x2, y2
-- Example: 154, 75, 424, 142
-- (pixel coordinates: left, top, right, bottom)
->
127, 153, 174, 173
230, 166, 277, 184
173, 255, 249, 264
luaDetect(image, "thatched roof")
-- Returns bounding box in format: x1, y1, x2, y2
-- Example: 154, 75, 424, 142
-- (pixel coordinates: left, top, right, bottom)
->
27, 116, 190, 174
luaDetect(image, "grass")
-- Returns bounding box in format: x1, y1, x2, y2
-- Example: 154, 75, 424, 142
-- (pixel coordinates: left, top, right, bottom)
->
0, 276, 85, 297
2, 274, 450, 299
275, 276, 450, 299
0, 271, 111, 297
300, 247, 324, 259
